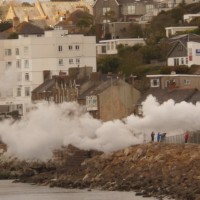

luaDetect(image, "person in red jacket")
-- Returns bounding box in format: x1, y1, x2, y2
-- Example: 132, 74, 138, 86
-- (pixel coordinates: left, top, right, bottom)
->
184, 131, 189, 143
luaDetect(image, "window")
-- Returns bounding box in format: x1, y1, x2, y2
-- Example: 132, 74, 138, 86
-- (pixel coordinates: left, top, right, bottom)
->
184, 80, 190, 85
24, 60, 29, 68
25, 87, 30, 96
127, 5, 135, 14
102, 46, 106, 53
16, 60, 21, 68
174, 58, 179, 66
17, 88, 21, 97
165, 80, 176, 88
146, 4, 154, 13
17, 73, 21, 81
181, 58, 184, 65
58, 45, 62, 52
138, 105, 143, 116
69, 59, 73, 64
24, 46, 29, 54
58, 58, 64, 66
150, 79, 160, 88
103, 19, 110, 23
25, 73, 29, 81
76, 58, 80, 64
69, 45, 73, 50
186, 57, 188, 64
6, 61, 12, 68
5, 49, 12, 56
16, 48, 19, 55
75, 45, 79, 50
103, 7, 110, 15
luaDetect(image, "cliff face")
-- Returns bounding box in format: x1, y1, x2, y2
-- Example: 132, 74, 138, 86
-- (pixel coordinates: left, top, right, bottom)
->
1, 143, 200, 200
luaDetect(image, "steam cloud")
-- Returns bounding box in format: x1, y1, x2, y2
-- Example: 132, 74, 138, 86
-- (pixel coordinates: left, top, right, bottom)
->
0, 95, 198, 160
0, 67, 17, 97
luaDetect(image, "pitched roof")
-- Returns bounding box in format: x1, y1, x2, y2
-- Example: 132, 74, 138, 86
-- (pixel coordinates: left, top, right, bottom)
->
138, 88, 199, 104
13, 6, 40, 21
93, 0, 119, 7
117, 0, 153, 3
78, 78, 125, 99
16, 21, 44, 35
188, 90, 200, 104
40, 1, 92, 22
32, 79, 55, 93
167, 40, 187, 58
29, 19, 48, 29
167, 33, 200, 57
79, 80, 111, 99
169, 33, 200, 44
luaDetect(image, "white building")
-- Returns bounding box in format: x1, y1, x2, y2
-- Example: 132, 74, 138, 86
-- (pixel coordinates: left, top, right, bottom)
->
165, 26, 198, 38
183, 13, 200, 23
96, 38, 146, 55
187, 41, 200, 67
0, 28, 96, 115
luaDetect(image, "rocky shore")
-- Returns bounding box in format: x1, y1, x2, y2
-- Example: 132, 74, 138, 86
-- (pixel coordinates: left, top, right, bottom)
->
1, 143, 200, 200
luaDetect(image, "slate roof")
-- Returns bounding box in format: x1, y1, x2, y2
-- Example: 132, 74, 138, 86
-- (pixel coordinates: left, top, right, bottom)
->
78, 78, 123, 99
78, 80, 111, 99
169, 33, 200, 46
188, 91, 200, 104
167, 33, 200, 57
29, 19, 48, 29
138, 88, 199, 104
117, 0, 154, 3
32, 75, 89, 94
32, 79, 55, 93
16, 21, 44, 35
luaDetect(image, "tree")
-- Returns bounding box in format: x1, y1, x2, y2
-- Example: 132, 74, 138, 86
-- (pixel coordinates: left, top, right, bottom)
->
128, 23, 144, 38
7, 32, 18, 39
0, 21, 12, 32
97, 55, 120, 74
22, 2, 33, 7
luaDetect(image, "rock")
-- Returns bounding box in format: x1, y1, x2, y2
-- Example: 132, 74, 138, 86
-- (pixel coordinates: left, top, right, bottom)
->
2, 143, 200, 200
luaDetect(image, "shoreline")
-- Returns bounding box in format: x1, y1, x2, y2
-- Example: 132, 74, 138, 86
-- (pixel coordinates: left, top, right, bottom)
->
1, 143, 200, 200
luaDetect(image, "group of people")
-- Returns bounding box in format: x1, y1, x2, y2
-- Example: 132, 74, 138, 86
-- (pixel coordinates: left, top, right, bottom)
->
150, 131, 190, 143
151, 132, 166, 143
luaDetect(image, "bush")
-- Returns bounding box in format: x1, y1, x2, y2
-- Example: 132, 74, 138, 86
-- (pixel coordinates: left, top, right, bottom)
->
160, 66, 189, 74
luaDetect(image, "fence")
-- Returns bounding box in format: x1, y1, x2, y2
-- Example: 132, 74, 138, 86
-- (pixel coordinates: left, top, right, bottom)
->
165, 131, 200, 144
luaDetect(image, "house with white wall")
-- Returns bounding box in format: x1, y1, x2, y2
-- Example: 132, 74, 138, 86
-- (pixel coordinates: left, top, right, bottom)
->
165, 26, 198, 38
183, 13, 200, 23
167, 34, 200, 67
0, 26, 96, 116
187, 41, 200, 67
96, 38, 145, 55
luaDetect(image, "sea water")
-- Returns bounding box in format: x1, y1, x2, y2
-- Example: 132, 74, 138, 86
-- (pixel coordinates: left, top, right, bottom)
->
0, 180, 159, 200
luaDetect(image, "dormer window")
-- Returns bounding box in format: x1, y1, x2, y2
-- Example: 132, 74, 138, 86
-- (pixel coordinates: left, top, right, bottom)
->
151, 79, 160, 87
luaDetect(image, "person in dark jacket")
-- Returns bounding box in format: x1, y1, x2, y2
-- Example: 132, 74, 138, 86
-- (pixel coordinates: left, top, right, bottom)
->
151, 131, 155, 142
